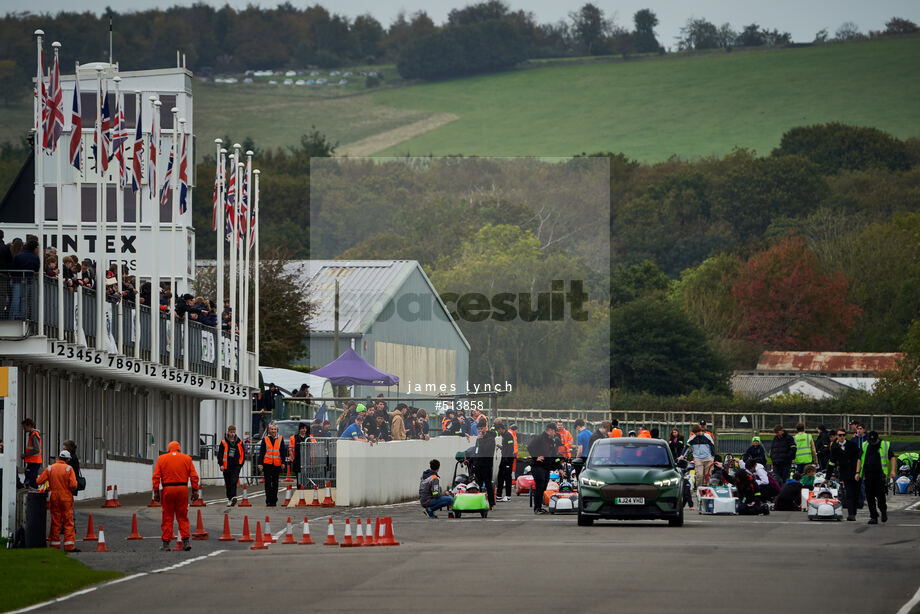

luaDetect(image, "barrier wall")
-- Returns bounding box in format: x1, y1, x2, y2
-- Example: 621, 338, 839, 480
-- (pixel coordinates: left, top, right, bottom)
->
336, 437, 471, 507
77, 458, 154, 501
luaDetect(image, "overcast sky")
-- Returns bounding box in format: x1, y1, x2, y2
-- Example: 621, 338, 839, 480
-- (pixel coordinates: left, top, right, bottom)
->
6, 0, 920, 46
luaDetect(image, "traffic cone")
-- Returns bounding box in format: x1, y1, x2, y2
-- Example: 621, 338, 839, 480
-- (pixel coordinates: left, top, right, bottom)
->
250, 521, 268, 550
263, 516, 274, 543
354, 518, 365, 546
239, 483, 251, 507
282, 517, 296, 544
373, 517, 384, 545
173, 535, 185, 551
94, 525, 109, 552
83, 514, 98, 541
148, 488, 161, 507
300, 516, 314, 545
284, 485, 293, 507
192, 510, 209, 540
309, 486, 320, 507
323, 518, 337, 546
218, 514, 235, 541
102, 485, 116, 508
191, 488, 206, 507
296, 489, 308, 507
378, 517, 399, 547
339, 518, 354, 547
365, 517, 376, 546
321, 481, 335, 507
113, 484, 122, 507
238, 516, 254, 543
284, 465, 294, 483
126, 514, 144, 540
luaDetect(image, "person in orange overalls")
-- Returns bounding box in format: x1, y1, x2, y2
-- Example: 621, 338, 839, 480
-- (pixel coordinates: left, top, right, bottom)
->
555, 421, 574, 459
152, 441, 200, 551
37, 450, 79, 551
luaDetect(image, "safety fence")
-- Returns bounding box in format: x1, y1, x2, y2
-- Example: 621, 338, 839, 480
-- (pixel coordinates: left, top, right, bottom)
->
298, 438, 337, 488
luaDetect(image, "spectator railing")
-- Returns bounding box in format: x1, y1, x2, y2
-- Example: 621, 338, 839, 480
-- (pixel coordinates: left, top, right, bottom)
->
298, 438, 337, 488
0, 272, 252, 384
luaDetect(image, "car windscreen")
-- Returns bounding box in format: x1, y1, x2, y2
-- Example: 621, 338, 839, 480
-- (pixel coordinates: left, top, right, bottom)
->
276, 423, 299, 439
588, 442, 672, 468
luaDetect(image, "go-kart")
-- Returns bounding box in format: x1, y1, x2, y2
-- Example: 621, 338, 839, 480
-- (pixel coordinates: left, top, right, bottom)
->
515, 464, 535, 495
451, 451, 489, 518
807, 487, 843, 521
547, 480, 579, 514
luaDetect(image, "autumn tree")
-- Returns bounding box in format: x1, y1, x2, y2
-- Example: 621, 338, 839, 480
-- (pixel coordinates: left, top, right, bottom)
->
731, 236, 861, 350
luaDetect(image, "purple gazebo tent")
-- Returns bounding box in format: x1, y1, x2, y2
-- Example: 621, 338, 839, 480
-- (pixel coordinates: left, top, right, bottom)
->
310, 347, 399, 386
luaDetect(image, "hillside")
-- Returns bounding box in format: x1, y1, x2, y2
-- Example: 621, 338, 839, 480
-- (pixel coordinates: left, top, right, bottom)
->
370, 37, 920, 160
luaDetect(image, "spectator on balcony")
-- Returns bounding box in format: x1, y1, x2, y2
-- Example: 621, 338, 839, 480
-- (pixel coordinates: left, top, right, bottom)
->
340, 414, 367, 441
417, 409, 430, 441
391, 404, 408, 441
44, 254, 59, 278
104, 272, 120, 302
337, 402, 357, 436
0, 229, 11, 271
10, 237, 39, 319
366, 413, 390, 443
80, 259, 95, 289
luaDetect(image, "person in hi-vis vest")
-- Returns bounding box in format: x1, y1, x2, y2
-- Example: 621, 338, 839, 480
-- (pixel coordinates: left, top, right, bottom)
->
258, 422, 288, 507
793, 422, 818, 473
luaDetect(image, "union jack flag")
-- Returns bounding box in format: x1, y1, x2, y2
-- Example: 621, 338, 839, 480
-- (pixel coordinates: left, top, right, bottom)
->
225, 156, 236, 241
131, 104, 143, 192
238, 157, 249, 243
112, 92, 128, 188
93, 84, 112, 173
69, 71, 82, 170
178, 132, 189, 215
148, 106, 157, 199
159, 137, 174, 207
44, 52, 64, 153
211, 154, 223, 231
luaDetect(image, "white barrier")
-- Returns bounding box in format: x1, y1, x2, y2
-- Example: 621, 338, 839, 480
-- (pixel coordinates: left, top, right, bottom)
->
336, 437, 472, 507
77, 458, 153, 501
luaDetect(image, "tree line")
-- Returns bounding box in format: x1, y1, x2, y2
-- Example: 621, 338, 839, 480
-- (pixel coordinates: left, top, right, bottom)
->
2, 2, 916, 96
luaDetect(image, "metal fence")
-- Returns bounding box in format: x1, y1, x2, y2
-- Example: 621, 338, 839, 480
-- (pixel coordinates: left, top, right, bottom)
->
299, 438, 337, 487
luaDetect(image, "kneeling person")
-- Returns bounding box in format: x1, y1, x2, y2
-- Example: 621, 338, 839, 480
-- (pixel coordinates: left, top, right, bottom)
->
419, 459, 453, 518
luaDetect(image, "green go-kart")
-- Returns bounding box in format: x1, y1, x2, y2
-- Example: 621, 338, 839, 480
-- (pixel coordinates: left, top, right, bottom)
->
451, 451, 490, 518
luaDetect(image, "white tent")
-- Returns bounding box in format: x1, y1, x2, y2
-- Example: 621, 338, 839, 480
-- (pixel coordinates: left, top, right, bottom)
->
259, 366, 334, 399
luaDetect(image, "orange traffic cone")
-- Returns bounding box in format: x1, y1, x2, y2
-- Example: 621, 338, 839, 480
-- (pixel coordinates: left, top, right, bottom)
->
354, 518, 365, 546
321, 481, 335, 507
300, 516, 314, 545
365, 517, 376, 546
192, 509, 209, 540
238, 516, 254, 543
113, 484, 122, 507
102, 485, 116, 508
239, 483, 251, 507
284, 485, 293, 507
372, 517, 384, 545
218, 514, 235, 541
282, 517, 296, 544
323, 518, 337, 546
191, 488, 206, 507
250, 521, 268, 550
83, 514, 98, 542
378, 517, 399, 547
126, 514, 144, 540
340, 518, 354, 547
296, 488, 308, 507
309, 486, 320, 507
263, 516, 274, 543
284, 465, 294, 483
95, 525, 109, 552
148, 488, 161, 507
173, 535, 185, 551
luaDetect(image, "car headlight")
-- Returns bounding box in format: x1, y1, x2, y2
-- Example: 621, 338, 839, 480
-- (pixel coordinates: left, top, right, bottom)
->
654, 477, 680, 487
580, 476, 604, 487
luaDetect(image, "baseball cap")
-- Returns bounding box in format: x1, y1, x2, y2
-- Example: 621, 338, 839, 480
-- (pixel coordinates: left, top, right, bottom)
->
868, 431, 880, 443
356, 404, 367, 412
58, 450, 71, 459
752, 436, 761, 442
699, 419, 707, 426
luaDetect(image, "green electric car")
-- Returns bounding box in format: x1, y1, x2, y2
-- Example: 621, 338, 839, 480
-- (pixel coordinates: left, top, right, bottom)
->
577, 437, 683, 527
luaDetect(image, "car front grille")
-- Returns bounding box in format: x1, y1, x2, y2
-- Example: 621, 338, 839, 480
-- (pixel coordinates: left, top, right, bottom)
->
599, 484, 658, 500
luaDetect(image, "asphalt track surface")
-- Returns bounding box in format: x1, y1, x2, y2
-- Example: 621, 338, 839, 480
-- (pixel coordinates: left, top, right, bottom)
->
22, 487, 920, 614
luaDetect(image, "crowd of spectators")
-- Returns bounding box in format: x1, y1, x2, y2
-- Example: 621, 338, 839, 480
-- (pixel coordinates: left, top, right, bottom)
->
0, 230, 235, 330
335, 398, 431, 444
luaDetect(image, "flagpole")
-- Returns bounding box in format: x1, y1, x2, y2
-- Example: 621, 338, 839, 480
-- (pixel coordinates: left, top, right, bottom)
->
236, 153, 244, 385
133, 90, 141, 359
179, 117, 189, 372
151, 97, 161, 365
95, 67, 105, 351
168, 106, 178, 368
215, 139, 224, 379
75, 62, 84, 346
243, 149, 253, 387
113, 74, 124, 354
52, 42, 64, 340
35, 30, 45, 336
253, 168, 260, 376
228, 148, 237, 382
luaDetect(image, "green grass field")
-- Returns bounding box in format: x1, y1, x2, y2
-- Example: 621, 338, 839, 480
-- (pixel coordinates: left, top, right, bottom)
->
0, 548, 122, 611
370, 37, 920, 160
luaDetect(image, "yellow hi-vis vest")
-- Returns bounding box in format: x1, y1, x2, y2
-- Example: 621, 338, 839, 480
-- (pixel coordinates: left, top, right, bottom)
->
859, 440, 891, 479
794, 432, 813, 464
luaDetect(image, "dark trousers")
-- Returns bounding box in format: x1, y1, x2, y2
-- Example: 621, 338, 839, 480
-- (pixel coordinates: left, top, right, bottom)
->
24, 463, 41, 488
223, 465, 241, 501
842, 477, 859, 518
773, 462, 791, 482
496, 458, 514, 496
473, 461, 495, 508
532, 466, 549, 510
263, 465, 281, 505
864, 475, 888, 519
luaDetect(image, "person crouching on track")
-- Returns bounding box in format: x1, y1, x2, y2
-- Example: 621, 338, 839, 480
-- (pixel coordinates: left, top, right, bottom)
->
419, 459, 453, 518
37, 450, 79, 551
259, 422, 288, 507
152, 441, 201, 550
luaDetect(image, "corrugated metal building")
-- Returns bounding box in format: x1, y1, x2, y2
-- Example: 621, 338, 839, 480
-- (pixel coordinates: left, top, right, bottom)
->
287, 260, 470, 402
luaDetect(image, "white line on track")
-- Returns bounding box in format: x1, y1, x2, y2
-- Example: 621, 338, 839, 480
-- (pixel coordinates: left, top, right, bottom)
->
898, 499, 920, 511
205, 491, 266, 505
896, 583, 920, 614
150, 549, 226, 574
